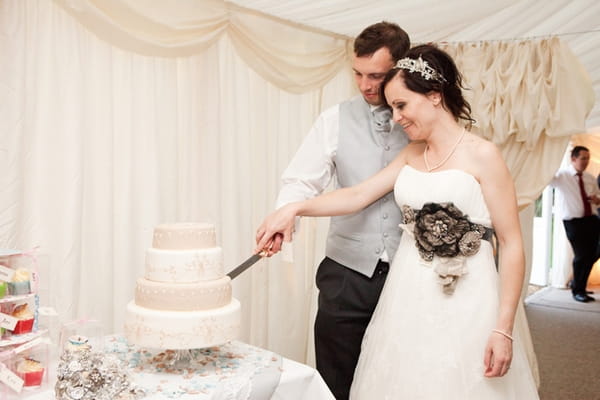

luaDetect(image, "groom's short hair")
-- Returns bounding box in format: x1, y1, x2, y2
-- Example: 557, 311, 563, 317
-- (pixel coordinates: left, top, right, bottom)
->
353, 21, 410, 62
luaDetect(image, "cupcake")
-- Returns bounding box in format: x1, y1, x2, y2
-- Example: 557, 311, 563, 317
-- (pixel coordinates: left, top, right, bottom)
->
7, 268, 31, 296
16, 358, 45, 387
11, 303, 34, 334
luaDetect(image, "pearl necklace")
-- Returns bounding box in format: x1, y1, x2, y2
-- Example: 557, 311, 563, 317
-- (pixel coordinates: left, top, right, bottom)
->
423, 128, 466, 172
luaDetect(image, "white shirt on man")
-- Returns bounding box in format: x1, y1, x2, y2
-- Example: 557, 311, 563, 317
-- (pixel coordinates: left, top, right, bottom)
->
550, 164, 599, 220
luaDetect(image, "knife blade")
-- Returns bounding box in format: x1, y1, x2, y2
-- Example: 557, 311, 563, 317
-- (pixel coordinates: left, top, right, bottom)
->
227, 252, 265, 280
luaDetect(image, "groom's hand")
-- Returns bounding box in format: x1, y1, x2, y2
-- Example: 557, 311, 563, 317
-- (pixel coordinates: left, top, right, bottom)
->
255, 204, 297, 255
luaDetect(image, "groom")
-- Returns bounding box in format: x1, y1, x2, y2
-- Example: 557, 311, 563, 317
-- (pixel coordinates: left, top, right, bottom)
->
271, 22, 410, 399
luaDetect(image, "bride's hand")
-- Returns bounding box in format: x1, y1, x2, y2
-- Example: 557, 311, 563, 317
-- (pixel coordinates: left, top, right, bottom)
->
483, 330, 513, 377
255, 203, 298, 256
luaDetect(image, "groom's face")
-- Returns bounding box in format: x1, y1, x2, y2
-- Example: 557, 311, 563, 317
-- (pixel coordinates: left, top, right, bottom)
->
352, 47, 395, 106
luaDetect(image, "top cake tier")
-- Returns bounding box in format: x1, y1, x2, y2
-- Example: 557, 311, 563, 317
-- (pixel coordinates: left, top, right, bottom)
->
152, 223, 216, 250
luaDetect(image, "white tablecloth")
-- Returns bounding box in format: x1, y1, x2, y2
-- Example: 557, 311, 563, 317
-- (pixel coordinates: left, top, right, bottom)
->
272, 358, 334, 400
19, 340, 334, 400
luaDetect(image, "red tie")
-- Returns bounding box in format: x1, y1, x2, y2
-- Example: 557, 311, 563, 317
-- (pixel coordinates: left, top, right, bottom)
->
577, 172, 592, 217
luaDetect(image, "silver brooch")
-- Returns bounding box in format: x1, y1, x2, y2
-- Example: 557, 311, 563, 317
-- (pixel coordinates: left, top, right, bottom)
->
55, 336, 144, 400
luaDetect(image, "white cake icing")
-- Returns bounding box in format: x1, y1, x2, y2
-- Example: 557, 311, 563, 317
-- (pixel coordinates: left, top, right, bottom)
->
152, 222, 215, 249
124, 300, 241, 350
125, 222, 240, 349
134, 276, 232, 311
145, 247, 223, 282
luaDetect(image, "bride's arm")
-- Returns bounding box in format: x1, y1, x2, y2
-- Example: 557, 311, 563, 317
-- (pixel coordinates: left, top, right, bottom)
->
255, 151, 408, 253
478, 141, 525, 378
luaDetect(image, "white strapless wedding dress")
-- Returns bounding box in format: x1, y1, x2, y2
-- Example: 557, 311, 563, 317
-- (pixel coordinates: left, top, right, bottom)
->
349, 165, 539, 400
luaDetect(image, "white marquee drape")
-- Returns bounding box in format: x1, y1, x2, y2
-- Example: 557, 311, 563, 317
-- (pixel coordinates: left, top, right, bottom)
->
0, 0, 595, 375
228, 0, 600, 129
48, 0, 596, 207
441, 39, 594, 208
52, 0, 352, 91
1, 0, 355, 363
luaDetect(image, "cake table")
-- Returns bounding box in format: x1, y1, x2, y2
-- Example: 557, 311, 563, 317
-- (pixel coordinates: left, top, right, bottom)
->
21, 335, 334, 400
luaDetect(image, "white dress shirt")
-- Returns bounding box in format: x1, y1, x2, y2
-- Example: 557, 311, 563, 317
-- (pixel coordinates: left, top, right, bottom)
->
550, 164, 599, 220
276, 102, 392, 261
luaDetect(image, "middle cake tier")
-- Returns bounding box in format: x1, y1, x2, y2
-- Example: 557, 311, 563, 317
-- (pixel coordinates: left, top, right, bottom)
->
134, 277, 232, 311
145, 247, 223, 283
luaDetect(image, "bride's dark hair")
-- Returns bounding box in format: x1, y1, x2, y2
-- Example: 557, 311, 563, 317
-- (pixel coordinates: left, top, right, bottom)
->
381, 44, 475, 127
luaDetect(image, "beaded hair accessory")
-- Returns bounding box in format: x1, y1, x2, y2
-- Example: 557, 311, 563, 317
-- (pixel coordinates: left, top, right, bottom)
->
395, 55, 447, 83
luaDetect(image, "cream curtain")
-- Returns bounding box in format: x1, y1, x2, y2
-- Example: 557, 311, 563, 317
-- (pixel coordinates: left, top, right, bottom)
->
441, 39, 595, 208
52, 0, 596, 206
52, 0, 352, 92
1, 0, 355, 363
1, 0, 594, 373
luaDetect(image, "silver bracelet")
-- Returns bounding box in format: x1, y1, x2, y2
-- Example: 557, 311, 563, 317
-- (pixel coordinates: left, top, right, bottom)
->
492, 329, 514, 341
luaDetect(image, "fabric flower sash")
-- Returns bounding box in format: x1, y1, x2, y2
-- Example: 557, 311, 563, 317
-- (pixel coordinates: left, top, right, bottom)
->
401, 202, 493, 294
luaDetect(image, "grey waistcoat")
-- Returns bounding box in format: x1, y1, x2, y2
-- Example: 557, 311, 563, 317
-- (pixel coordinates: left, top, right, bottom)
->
325, 95, 408, 277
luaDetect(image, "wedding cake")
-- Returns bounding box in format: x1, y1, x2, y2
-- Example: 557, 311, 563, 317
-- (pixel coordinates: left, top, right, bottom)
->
124, 223, 240, 349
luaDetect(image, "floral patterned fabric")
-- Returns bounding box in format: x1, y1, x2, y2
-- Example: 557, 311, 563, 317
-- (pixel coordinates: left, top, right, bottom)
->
401, 202, 490, 294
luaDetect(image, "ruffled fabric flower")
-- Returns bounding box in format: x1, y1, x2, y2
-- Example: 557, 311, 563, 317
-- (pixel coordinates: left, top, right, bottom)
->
401, 202, 488, 294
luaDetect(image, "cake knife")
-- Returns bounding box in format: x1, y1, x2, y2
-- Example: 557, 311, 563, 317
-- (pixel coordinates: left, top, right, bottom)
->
227, 251, 266, 280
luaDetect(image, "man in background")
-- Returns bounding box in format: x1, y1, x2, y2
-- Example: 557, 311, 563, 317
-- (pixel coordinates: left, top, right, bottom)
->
551, 145, 600, 303
269, 22, 410, 399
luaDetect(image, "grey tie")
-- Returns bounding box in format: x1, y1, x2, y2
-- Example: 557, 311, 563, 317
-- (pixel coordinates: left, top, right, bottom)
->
373, 106, 392, 135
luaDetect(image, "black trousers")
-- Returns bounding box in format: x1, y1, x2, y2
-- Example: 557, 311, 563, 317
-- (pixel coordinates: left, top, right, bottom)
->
563, 216, 600, 295
314, 257, 389, 400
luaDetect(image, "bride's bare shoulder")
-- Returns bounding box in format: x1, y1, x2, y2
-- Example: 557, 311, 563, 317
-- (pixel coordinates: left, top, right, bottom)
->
464, 133, 501, 159
463, 133, 510, 183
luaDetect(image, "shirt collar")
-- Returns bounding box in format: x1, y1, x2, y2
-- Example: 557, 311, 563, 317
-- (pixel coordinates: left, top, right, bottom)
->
567, 164, 579, 176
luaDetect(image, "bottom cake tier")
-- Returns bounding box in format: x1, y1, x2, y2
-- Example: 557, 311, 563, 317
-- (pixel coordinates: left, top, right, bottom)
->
124, 299, 241, 349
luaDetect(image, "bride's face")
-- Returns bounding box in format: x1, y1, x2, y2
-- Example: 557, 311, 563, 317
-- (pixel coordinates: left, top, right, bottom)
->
384, 75, 439, 141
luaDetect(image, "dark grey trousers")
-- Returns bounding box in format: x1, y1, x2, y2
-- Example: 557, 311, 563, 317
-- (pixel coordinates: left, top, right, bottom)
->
314, 257, 389, 400
563, 216, 600, 296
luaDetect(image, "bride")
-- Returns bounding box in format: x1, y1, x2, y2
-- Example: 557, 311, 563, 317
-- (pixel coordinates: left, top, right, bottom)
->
256, 44, 539, 399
